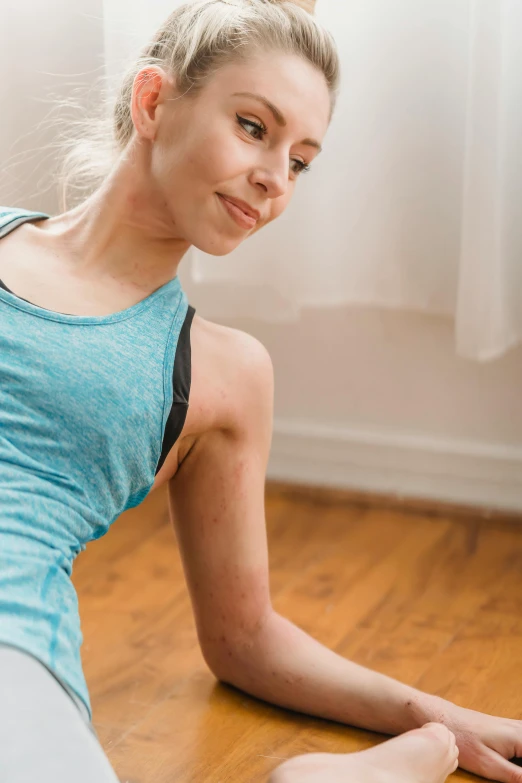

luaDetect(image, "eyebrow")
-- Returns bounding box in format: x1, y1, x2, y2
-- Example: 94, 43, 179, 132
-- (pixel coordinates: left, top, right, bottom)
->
232, 91, 323, 153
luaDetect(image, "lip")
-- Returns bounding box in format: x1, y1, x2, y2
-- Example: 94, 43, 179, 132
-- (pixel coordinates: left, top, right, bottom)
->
217, 193, 260, 229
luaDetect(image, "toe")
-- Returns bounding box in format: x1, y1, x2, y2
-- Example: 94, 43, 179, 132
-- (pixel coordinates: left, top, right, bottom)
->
421, 722, 455, 744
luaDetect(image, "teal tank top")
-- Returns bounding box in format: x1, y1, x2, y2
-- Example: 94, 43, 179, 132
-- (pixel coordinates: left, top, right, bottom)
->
0, 207, 195, 718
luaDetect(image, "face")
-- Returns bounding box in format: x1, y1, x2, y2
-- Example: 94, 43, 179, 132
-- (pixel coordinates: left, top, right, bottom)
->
134, 51, 331, 255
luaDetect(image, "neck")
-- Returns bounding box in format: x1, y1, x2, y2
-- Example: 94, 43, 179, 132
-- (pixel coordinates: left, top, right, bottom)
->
40, 147, 191, 293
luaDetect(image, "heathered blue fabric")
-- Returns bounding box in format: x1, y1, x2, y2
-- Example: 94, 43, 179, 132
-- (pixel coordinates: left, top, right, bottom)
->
0, 207, 190, 718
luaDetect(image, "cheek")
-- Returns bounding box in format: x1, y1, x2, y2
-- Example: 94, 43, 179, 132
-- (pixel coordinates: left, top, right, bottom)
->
193, 131, 254, 186
155, 122, 234, 190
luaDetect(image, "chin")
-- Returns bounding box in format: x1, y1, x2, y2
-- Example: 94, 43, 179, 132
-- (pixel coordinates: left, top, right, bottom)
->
191, 232, 249, 257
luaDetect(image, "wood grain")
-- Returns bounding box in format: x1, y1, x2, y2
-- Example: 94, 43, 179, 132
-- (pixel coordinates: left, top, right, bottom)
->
73, 482, 522, 782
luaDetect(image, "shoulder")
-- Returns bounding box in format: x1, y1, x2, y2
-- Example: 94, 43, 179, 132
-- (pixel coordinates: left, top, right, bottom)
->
148, 313, 274, 488
189, 313, 274, 435
158, 313, 272, 482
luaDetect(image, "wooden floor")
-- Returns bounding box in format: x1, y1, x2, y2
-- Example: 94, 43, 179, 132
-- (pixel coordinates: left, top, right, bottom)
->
73, 483, 522, 783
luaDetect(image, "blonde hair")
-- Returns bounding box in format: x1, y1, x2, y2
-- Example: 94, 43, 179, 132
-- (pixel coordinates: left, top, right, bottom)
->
55, 0, 340, 210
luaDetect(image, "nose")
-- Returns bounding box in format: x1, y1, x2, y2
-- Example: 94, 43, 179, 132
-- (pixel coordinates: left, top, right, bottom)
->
249, 152, 288, 200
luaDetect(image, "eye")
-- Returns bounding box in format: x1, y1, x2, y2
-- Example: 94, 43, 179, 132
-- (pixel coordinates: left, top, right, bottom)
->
290, 159, 311, 175
236, 113, 266, 140
236, 114, 313, 177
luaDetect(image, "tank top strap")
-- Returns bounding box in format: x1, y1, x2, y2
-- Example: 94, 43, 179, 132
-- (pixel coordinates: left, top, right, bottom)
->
0, 207, 51, 238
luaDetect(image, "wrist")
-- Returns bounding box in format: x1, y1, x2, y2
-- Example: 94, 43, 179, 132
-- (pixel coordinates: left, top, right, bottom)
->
356, 680, 449, 735
404, 691, 454, 730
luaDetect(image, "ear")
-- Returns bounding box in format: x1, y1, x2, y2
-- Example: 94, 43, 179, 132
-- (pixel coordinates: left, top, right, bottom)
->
130, 65, 174, 142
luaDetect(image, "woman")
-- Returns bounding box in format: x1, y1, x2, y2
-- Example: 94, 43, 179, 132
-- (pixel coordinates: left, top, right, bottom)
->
0, 1, 520, 781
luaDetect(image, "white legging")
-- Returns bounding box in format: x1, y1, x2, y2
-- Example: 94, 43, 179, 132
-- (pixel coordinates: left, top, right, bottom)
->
0, 645, 120, 782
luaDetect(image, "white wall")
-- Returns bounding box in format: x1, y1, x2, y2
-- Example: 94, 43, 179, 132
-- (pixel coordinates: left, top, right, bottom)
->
180, 273, 522, 513
0, 0, 104, 212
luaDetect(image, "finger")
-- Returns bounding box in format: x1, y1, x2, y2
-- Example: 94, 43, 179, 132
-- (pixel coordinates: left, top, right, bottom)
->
479, 748, 522, 783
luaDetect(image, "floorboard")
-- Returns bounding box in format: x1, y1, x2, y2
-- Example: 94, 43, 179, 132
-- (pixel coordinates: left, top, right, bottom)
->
73, 483, 522, 782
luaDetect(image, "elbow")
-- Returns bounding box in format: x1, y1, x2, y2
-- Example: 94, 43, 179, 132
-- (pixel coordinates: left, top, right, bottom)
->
199, 608, 274, 685
202, 644, 237, 685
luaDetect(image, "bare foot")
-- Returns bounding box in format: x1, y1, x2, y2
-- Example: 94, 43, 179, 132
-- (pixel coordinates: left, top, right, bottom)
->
269, 722, 459, 783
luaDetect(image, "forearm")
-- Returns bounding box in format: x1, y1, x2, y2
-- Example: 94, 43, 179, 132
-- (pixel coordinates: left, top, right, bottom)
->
213, 610, 435, 735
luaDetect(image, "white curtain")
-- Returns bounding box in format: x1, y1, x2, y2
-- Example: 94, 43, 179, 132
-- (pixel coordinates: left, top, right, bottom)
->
104, 0, 522, 361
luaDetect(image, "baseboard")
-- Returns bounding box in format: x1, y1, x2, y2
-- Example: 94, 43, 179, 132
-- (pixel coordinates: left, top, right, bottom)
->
267, 418, 522, 515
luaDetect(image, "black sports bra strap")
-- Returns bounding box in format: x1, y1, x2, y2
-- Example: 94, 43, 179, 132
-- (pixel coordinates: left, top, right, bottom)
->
155, 304, 195, 474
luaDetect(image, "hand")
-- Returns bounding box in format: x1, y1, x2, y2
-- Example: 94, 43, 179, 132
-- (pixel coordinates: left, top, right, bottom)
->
419, 695, 522, 782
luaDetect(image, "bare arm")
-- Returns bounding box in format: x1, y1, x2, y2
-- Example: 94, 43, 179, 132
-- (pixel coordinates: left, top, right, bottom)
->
167, 330, 428, 735
167, 329, 522, 781
208, 605, 429, 735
